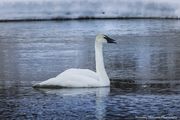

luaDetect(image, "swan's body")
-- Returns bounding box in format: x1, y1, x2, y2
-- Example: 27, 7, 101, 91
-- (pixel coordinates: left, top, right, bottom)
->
33, 34, 116, 88
38, 69, 101, 87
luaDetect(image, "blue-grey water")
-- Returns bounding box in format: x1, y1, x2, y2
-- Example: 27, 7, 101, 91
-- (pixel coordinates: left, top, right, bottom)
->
0, 20, 180, 119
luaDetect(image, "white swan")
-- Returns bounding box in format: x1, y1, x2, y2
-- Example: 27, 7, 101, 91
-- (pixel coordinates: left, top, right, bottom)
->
33, 34, 116, 88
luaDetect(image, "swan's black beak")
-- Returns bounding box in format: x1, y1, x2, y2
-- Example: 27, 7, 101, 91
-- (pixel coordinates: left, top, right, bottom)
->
104, 35, 116, 44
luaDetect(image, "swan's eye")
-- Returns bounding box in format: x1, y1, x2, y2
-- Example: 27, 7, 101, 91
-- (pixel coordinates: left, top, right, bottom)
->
103, 35, 107, 38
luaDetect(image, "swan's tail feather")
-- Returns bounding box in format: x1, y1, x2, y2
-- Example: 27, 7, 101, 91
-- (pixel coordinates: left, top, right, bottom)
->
32, 83, 41, 88
33, 77, 65, 88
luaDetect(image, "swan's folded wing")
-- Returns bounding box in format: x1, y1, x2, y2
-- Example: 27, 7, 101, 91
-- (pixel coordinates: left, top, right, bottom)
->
34, 69, 102, 88
57, 68, 99, 80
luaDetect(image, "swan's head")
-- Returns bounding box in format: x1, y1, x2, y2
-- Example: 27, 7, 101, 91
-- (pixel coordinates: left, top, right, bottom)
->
96, 34, 116, 44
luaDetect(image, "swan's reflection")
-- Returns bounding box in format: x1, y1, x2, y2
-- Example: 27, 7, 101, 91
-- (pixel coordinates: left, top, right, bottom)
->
35, 87, 110, 120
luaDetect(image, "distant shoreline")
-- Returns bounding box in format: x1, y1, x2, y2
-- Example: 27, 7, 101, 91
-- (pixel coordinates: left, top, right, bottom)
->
0, 16, 180, 22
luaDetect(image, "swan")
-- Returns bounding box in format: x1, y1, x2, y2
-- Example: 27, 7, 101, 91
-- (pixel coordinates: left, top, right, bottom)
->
33, 34, 116, 88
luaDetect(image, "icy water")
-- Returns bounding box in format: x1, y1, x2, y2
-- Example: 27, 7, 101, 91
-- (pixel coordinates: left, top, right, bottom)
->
0, 20, 180, 119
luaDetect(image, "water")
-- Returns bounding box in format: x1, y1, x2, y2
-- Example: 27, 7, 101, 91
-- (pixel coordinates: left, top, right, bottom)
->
0, 19, 180, 119
0, 0, 180, 20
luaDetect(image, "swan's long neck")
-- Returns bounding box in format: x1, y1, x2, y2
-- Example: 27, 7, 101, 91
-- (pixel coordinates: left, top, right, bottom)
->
95, 40, 110, 85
